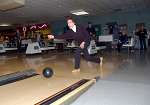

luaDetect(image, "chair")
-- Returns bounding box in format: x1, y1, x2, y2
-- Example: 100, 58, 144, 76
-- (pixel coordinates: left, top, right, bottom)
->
88, 40, 97, 55
122, 37, 134, 52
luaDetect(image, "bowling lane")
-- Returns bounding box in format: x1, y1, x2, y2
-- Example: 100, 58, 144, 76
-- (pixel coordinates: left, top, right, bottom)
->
0, 51, 131, 105
0, 52, 122, 80
0, 75, 83, 105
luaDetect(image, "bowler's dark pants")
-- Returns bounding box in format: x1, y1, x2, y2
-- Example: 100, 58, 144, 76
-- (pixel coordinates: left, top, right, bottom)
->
74, 44, 100, 69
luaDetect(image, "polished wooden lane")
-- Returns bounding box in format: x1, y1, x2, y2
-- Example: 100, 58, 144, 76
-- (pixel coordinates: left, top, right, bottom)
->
0, 52, 122, 79
0, 52, 123, 105
0, 75, 94, 105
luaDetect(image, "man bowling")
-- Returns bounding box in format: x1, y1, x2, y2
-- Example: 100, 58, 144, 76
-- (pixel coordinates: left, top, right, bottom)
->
48, 16, 103, 72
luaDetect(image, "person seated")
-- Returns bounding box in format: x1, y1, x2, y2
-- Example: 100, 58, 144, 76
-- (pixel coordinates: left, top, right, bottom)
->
117, 31, 128, 52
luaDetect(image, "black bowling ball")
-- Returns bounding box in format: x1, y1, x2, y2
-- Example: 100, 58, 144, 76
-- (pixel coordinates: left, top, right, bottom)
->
42, 67, 53, 78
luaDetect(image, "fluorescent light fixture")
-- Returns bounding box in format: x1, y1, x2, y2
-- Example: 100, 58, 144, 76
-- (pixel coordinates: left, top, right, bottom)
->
0, 24, 11, 26
71, 9, 89, 15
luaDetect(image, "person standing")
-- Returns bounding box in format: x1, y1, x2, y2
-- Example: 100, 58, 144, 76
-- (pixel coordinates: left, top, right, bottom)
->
16, 29, 21, 52
136, 26, 147, 50
48, 17, 102, 72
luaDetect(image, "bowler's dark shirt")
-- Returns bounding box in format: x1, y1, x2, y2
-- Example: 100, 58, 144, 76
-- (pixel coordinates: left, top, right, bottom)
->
55, 26, 91, 46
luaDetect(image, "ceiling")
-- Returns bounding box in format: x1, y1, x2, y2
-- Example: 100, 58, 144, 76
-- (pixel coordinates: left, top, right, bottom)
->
0, 0, 150, 25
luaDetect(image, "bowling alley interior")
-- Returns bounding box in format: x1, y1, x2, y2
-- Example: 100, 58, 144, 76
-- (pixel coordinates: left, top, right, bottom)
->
0, 0, 150, 105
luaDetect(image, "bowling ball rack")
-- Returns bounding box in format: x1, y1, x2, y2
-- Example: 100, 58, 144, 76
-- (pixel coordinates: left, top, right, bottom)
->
0, 69, 38, 86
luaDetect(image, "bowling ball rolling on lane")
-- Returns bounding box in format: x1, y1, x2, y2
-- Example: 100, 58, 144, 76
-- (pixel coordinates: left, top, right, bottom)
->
42, 67, 54, 78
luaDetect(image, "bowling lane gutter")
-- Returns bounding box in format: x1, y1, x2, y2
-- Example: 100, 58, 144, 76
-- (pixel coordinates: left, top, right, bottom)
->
35, 79, 89, 105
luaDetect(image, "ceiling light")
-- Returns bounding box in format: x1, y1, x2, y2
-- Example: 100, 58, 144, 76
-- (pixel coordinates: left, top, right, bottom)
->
70, 9, 89, 15
0, 24, 11, 26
